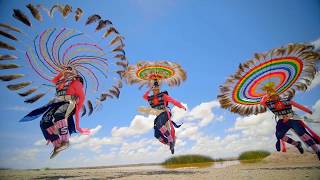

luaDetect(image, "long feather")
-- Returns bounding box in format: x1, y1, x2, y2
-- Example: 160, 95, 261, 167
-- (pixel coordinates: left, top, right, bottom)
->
75, 8, 83, 21
116, 70, 125, 79
13, 9, 31, 27
0, 30, 18, 41
0, 41, 15, 50
96, 20, 112, 31
24, 93, 45, 103
117, 80, 123, 88
18, 88, 37, 97
87, 100, 93, 115
102, 27, 119, 38
0, 23, 21, 33
114, 54, 126, 61
85, 14, 101, 25
7, 82, 31, 91
62, 5, 72, 17
116, 61, 128, 69
0, 64, 19, 70
112, 44, 125, 52
49, 5, 63, 17
26, 4, 42, 21
110, 36, 124, 46
100, 93, 113, 101
0, 54, 17, 61
109, 87, 120, 98
81, 105, 87, 117
0, 74, 24, 81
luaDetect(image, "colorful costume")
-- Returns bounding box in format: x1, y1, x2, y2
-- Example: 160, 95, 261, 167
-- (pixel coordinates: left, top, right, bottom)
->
260, 94, 320, 159
21, 71, 88, 158
217, 43, 320, 160
124, 61, 187, 154
143, 84, 186, 154
0, 3, 127, 158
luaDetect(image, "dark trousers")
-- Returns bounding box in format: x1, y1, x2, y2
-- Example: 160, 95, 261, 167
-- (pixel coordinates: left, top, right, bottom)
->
276, 119, 317, 151
154, 111, 172, 144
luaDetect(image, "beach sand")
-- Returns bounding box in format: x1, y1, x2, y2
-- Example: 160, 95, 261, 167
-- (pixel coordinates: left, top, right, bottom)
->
0, 148, 319, 180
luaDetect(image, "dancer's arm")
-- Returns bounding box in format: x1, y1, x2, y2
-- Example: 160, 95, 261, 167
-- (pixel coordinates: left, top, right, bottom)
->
260, 95, 268, 107
143, 90, 150, 100
163, 94, 186, 110
290, 100, 313, 114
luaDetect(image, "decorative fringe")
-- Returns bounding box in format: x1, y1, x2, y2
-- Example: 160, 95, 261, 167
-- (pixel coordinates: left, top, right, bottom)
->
26, 4, 42, 21
24, 93, 45, 103
85, 14, 101, 25
13, 9, 31, 27
7, 81, 31, 91
0, 63, 19, 70
0, 74, 24, 81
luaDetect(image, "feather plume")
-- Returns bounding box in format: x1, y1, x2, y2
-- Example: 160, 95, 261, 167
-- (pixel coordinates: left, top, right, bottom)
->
0, 23, 21, 33
86, 14, 101, 25
87, 100, 93, 115
294, 82, 308, 91
102, 27, 119, 38
0, 41, 15, 50
96, 20, 112, 31
116, 61, 128, 69
13, 9, 31, 27
100, 93, 113, 101
117, 79, 123, 88
109, 86, 120, 98
114, 54, 126, 61
112, 44, 125, 52
24, 93, 45, 103
0, 74, 24, 81
26, 4, 42, 21
0, 54, 17, 60
7, 81, 31, 91
238, 63, 245, 72
75, 8, 83, 21
18, 88, 37, 97
0, 63, 19, 70
81, 105, 87, 117
110, 36, 124, 46
116, 70, 125, 79
0, 30, 18, 41
49, 5, 63, 17
62, 5, 72, 17
254, 53, 264, 61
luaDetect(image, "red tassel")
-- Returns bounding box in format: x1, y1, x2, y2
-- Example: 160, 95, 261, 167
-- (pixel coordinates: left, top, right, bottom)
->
281, 140, 286, 152
300, 121, 320, 143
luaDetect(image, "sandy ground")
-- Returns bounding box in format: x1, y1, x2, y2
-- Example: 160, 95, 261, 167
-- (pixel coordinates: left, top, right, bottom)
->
0, 149, 319, 180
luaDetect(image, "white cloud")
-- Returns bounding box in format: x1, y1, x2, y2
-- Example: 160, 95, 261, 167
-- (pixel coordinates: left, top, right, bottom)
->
11, 98, 320, 169
308, 73, 320, 91
311, 37, 320, 52
171, 100, 221, 127
230, 111, 275, 136
111, 115, 155, 138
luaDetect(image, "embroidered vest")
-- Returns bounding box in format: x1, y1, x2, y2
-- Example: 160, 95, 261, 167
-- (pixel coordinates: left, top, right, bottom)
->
266, 98, 293, 116
148, 91, 168, 110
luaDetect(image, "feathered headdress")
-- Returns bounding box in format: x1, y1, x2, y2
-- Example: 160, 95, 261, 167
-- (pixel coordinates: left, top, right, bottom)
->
0, 3, 128, 116
218, 43, 320, 116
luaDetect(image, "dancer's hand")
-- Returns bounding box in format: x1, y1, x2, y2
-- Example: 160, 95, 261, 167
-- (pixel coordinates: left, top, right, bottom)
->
77, 127, 91, 135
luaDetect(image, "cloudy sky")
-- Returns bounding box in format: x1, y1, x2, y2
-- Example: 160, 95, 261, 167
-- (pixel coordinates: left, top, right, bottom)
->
0, 0, 319, 169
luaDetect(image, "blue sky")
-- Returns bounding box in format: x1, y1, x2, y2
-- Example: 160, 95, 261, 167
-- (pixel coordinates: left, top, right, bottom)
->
0, 0, 319, 169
